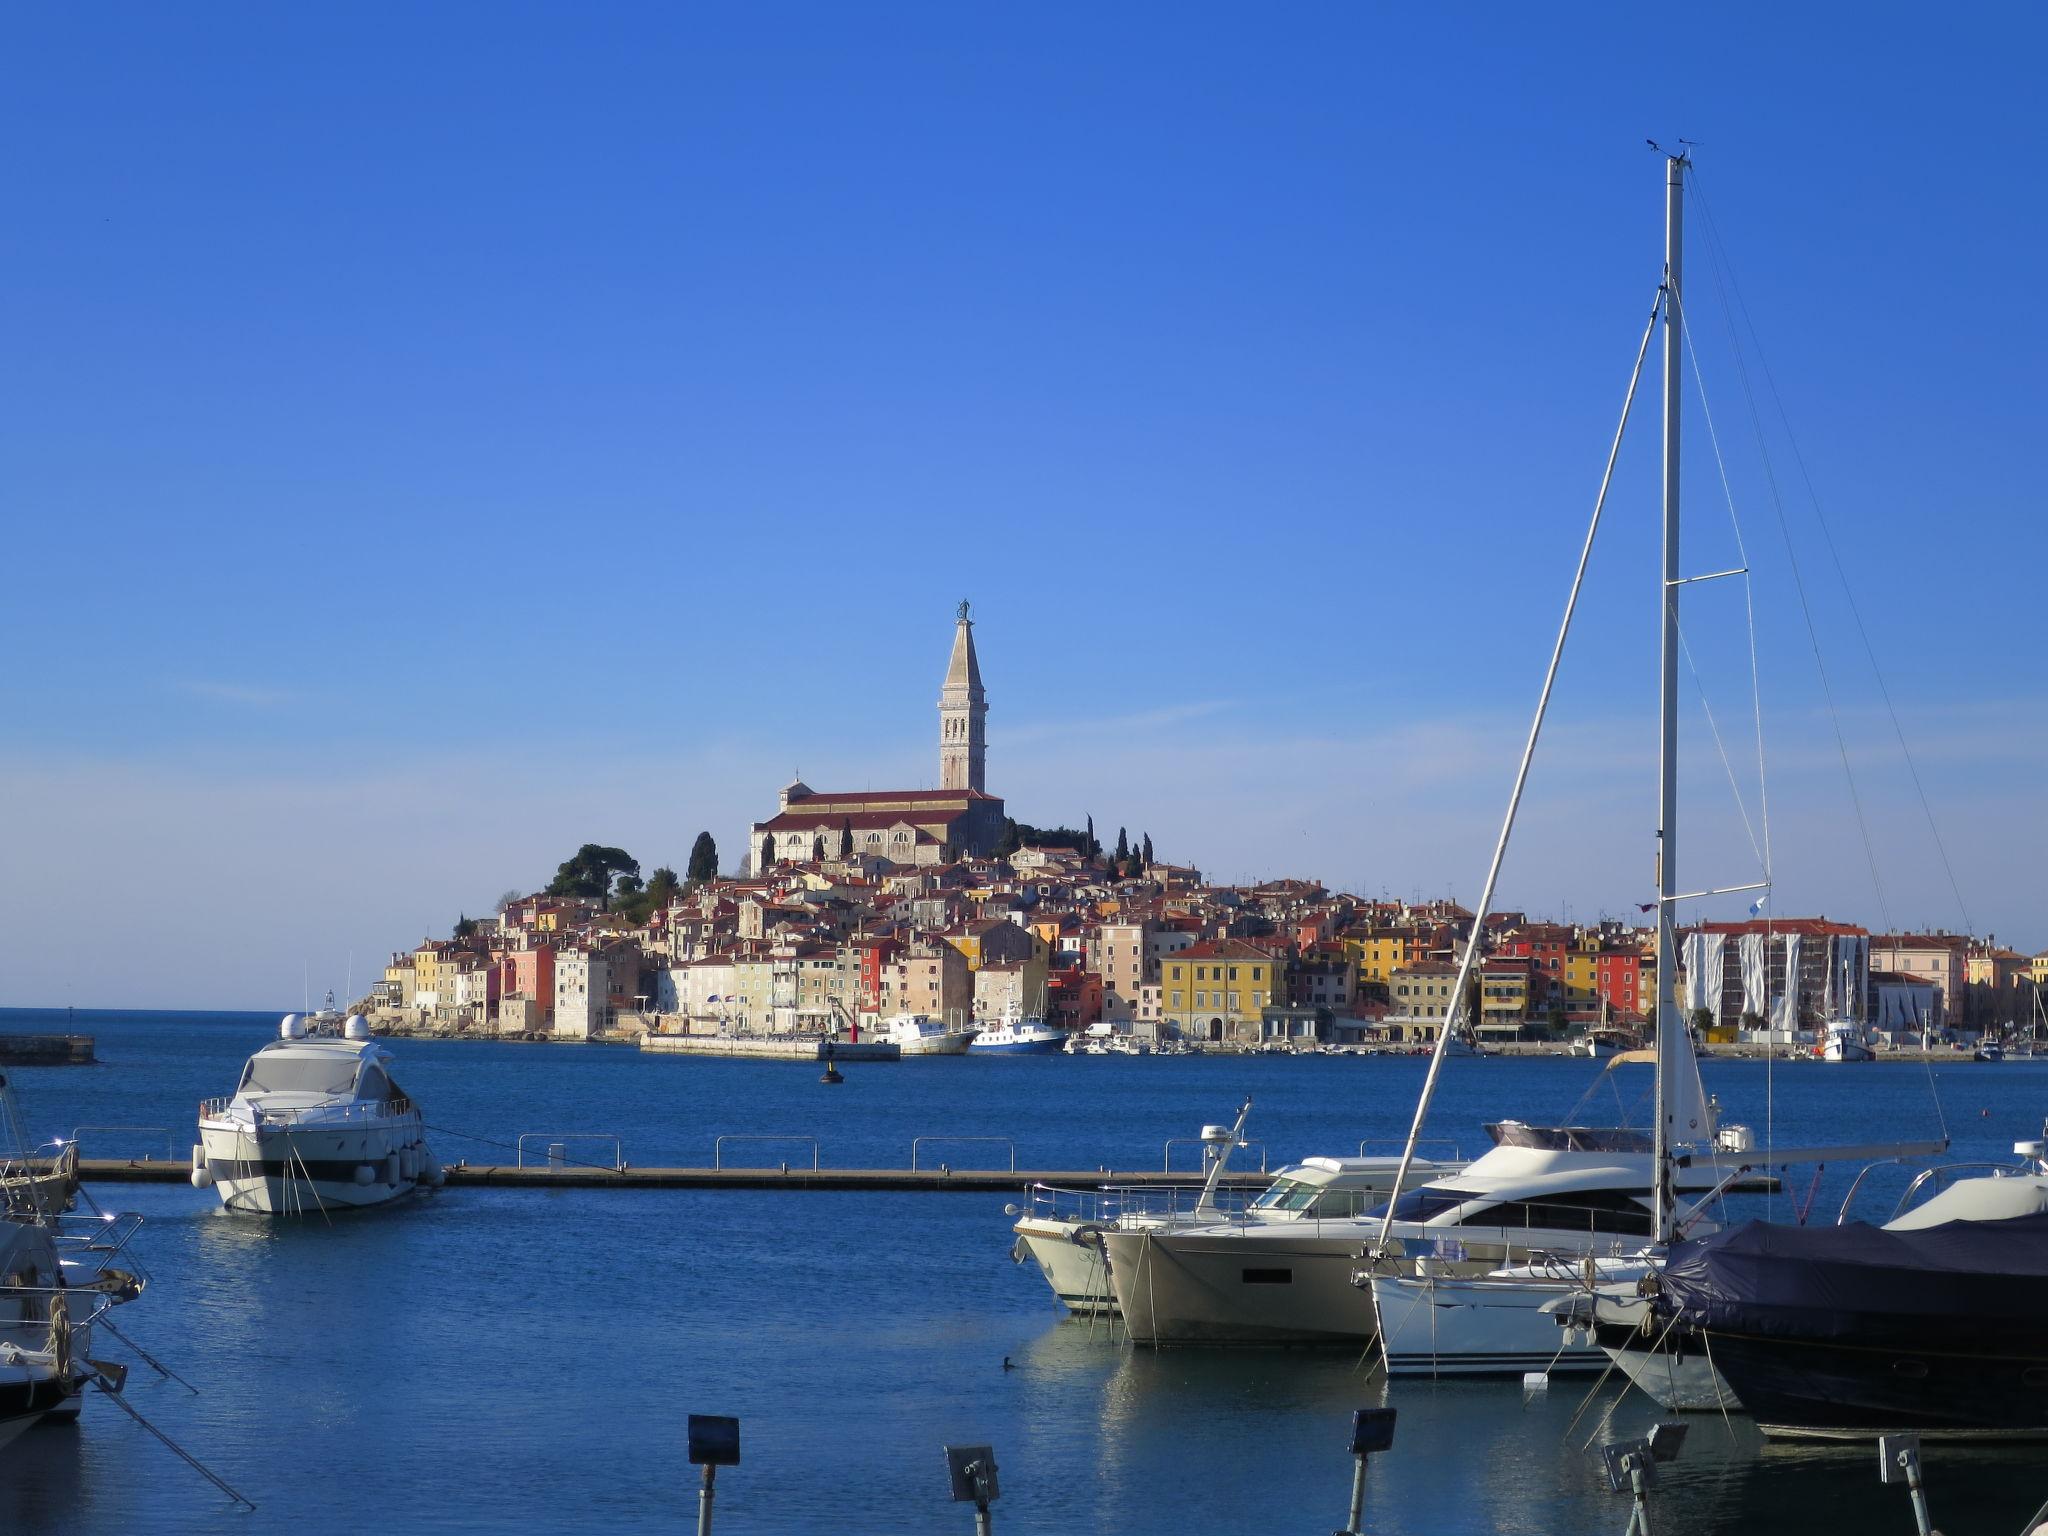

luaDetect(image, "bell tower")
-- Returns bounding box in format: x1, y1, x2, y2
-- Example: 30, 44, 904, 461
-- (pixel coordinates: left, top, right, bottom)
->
938, 600, 987, 793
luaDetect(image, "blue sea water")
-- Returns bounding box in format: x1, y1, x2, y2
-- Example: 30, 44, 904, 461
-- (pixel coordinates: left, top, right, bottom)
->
0, 1007, 2043, 1535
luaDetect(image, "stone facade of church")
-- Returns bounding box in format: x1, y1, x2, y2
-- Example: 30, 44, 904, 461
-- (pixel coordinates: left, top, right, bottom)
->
747, 605, 1006, 871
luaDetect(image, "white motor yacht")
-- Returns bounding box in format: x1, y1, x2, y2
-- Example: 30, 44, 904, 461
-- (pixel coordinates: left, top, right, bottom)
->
1821, 1020, 1876, 1062
1011, 1104, 1459, 1316
194, 1014, 441, 1214
881, 1013, 974, 1057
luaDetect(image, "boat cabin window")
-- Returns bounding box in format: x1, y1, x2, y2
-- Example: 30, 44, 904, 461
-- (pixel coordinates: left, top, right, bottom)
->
1451, 1189, 1654, 1238
239, 1056, 360, 1096
1365, 1187, 1475, 1224
358, 1065, 392, 1102
1251, 1181, 1370, 1218
1251, 1179, 1321, 1213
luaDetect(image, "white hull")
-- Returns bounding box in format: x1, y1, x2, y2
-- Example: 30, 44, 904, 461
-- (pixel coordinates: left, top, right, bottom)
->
198, 1115, 430, 1215
1371, 1268, 1630, 1377
1013, 1218, 1117, 1315
895, 1032, 972, 1057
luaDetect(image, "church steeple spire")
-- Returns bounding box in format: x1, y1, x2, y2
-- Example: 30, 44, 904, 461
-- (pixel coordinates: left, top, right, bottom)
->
938, 600, 987, 792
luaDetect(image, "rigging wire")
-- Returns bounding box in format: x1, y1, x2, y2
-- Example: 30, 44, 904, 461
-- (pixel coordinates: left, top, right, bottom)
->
1690, 171, 1974, 937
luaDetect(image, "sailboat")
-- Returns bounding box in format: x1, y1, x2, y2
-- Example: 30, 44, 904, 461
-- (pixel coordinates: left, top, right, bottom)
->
1359, 153, 1942, 1379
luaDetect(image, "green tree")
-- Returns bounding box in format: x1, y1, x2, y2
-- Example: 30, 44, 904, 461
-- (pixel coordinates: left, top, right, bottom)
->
645, 866, 680, 906
839, 817, 854, 858
1141, 832, 1154, 867
1086, 815, 1098, 857
453, 913, 478, 942
686, 831, 719, 884
1114, 827, 1130, 864
993, 817, 1022, 857
547, 844, 641, 906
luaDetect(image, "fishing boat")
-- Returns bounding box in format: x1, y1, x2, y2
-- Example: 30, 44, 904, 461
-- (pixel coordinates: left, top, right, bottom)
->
967, 1000, 1064, 1056
1822, 1020, 1876, 1062
194, 1013, 441, 1214
880, 1013, 974, 1056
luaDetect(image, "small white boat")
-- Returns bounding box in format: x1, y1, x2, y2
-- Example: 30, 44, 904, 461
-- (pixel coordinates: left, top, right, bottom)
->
194, 1014, 441, 1214
881, 1013, 974, 1057
1822, 1020, 1876, 1062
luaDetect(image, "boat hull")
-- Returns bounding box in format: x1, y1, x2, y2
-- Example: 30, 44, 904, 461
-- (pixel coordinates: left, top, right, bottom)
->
969, 1037, 1065, 1056
1013, 1218, 1117, 1315
1104, 1229, 1385, 1345
198, 1117, 430, 1215
1701, 1330, 2048, 1439
1372, 1272, 1614, 1377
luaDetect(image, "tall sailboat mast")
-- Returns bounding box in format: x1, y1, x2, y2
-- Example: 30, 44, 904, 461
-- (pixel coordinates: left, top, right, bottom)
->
1653, 151, 1686, 1245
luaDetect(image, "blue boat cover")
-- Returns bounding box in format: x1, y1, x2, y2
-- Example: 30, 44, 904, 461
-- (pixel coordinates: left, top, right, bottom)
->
1659, 1211, 2048, 1346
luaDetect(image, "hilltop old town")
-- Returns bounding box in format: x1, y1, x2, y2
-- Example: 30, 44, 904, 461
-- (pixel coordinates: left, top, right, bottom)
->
360, 607, 2045, 1052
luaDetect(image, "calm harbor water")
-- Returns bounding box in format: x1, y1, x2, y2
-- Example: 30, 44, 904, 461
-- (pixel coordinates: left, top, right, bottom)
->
1, 1008, 2044, 1535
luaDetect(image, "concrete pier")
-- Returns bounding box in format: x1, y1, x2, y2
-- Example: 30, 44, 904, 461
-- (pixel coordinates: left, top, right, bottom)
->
79, 1158, 1269, 1193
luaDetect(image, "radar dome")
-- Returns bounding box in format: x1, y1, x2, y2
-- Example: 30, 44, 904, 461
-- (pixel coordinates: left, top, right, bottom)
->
280, 1014, 305, 1040
343, 1014, 371, 1041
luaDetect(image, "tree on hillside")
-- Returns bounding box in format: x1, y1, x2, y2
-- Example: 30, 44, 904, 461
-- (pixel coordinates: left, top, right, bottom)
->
548, 844, 641, 906
453, 913, 478, 941
686, 831, 719, 885
839, 816, 854, 859
1141, 832, 1154, 867
644, 866, 680, 908
1085, 815, 1099, 857
1114, 827, 1130, 864
495, 889, 525, 913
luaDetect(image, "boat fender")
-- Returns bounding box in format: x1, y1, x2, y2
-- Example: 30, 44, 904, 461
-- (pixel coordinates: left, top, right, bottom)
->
382, 1154, 400, 1186
1070, 1223, 1107, 1250
1010, 1236, 1029, 1265
422, 1154, 445, 1188
353, 1164, 376, 1186
189, 1145, 214, 1190
46, 1296, 71, 1381
398, 1148, 416, 1180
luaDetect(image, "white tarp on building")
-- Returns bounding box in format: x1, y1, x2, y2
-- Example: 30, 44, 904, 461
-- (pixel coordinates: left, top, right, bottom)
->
1740, 933, 1768, 1018
1682, 932, 1726, 1015
1771, 933, 1803, 1030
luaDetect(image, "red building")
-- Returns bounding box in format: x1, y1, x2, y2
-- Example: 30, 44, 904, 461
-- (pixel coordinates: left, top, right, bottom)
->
1046, 966, 1104, 1031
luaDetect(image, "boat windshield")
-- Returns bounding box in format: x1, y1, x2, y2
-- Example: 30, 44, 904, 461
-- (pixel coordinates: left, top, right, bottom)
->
239, 1056, 360, 1096
1364, 1186, 1474, 1224
1251, 1178, 1320, 1213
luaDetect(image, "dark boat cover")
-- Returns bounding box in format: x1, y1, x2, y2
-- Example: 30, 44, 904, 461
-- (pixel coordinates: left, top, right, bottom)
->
1659, 1211, 2048, 1348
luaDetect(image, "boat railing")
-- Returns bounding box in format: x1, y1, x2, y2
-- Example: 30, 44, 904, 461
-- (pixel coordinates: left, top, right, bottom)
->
1358, 1138, 1464, 1163
1161, 1137, 1269, 1174
912, 1136, 1016, 1173
516, 1133, 626, 1172
712, 1135, 819, 1172
67, 1125, 173, 1162
1017, 1181, 1256, 1226
1871, 1160, 2029, 1226
199, 1097, 420, 1127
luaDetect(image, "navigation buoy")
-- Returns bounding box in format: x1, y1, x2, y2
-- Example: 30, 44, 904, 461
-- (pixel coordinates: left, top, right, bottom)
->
821, 1042, 844, 1084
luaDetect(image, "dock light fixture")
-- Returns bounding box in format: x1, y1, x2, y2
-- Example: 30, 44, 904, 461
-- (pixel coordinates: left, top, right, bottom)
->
1335, 1407, 1397, 1536
1600, 1422, 1684, 1535
1878, 1434, 1937, 1536
943, 1443, 1000, 1535
687, 1415, 740, 1536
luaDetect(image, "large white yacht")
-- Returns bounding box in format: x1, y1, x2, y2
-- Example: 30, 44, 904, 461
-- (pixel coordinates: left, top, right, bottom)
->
1101, 1106, 1744, 1345
880, 1013, 974, 1057
1010, 1104, 1460, 1316
194, 1014, 441, 1214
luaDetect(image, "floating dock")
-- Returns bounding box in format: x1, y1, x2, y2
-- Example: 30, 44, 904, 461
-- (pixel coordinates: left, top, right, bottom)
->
639, 1035, 901, 1061
78, 1158, 1268, 1193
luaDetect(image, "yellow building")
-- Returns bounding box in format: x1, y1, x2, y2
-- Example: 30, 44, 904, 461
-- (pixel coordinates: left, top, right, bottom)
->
1344, 929, 1426, 985
1160, 939, 1281, 1044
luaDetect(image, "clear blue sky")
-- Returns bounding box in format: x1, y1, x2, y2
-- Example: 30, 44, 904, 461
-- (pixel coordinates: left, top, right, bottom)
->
3, 5, 2042, 1006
